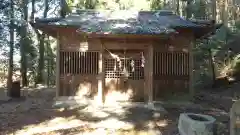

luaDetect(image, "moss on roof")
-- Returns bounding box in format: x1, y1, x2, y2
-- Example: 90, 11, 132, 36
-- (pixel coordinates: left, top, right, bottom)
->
35, 10, 208, 35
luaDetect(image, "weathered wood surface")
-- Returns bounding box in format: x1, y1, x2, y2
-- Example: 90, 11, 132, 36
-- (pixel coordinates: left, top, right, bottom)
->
57, 32, 194, 100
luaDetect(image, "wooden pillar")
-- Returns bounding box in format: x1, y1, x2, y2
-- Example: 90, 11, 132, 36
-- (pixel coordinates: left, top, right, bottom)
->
144, 44, 153, 103
148, 45, 154, 103
98, 39, 105, 105
56, 32, 60, 97
144, 47, 149, 102
189, 41, 194, 97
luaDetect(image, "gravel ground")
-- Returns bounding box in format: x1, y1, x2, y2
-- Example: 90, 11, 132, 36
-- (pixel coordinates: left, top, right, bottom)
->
0, 87, 231, 135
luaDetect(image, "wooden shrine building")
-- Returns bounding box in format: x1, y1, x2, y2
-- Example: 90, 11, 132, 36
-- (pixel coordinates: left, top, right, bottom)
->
31, 10, 221, 103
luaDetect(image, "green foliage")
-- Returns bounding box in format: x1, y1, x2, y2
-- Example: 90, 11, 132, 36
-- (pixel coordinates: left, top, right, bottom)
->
67, 0, 98, 9
193, 26, 229, 88
150, 0, 163, 10
193, 19, 240, 88
232, 55, 240, 78
192, 0, 207, 19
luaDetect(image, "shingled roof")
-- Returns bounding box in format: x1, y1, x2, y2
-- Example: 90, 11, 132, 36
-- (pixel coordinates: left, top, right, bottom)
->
33, 10, 221, 38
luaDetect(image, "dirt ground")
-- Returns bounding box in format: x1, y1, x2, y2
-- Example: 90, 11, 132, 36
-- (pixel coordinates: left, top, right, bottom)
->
0, 85, 234, 135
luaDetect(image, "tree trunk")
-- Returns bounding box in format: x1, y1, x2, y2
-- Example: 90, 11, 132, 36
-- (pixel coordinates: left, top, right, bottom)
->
60, 0, 70, 18
31, 0, 39, 85
186, 0, 191, 19
46, 37, 50, 86
212, 0, 216, 20
43, 0, 49, 17
221, 0, 228, 26
20, 0, 28, 87
223, 0, 228, 26
7, 0, 14, 94
36, 35, 45, 84
208, 48, 216, 85
163, 0, 166, 8
30, 0, 35, 21
48, 42, 55, 85
176, 0, 180, 15
36, 0, 48, 84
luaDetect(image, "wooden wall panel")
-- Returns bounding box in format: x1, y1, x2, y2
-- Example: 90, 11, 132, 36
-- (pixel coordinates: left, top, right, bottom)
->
153, 33, 193, 99
59, 36, 164, 51
58, 32, 194, 101
105, 78, 144, 101
60, 36, 101, 51
59, 75, 98, 97
153, 33, 191, 52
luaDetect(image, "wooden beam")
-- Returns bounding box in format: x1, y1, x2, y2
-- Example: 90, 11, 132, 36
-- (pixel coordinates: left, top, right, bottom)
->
78, 31, 172, 39
56, 32, 60, 97
97, 39, 105, 105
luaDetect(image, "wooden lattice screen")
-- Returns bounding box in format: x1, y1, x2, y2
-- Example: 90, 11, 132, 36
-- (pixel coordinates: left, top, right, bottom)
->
60, 51, 99, 74
154, 52, 189, 78
153, 51, 190, 97
105, 59, 144, 80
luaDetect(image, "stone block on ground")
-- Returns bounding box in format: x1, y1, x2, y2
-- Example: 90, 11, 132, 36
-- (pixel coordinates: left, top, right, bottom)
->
230, 100, 240, 135
178, 113, 216, 135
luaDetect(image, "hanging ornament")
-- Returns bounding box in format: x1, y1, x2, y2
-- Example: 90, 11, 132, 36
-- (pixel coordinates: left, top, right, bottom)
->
119, 59, 122, 70
123, 66, 129, 78
109, 51, 122, 70
110, 53, 119, 60
123, 48, 129, 78
141, 52, 145, 67
131, 59, 135, 72
114, 59, 117, 71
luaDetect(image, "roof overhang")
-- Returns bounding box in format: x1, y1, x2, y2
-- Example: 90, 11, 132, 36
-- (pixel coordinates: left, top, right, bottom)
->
30, 14, 223, 40
30, 21, 173, 40
189, 20, 223, 39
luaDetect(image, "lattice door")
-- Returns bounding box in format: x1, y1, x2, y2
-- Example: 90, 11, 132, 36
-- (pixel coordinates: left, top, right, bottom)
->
104, 50, 145, 100
105, 59, 144, 80
104, 50, 144, 80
